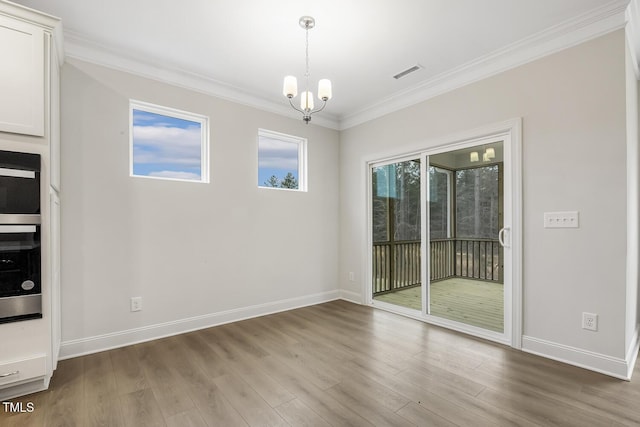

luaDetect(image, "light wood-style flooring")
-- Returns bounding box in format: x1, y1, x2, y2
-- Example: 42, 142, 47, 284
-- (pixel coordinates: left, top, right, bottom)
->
2, 300, 639, 426
374, 278, 504, 332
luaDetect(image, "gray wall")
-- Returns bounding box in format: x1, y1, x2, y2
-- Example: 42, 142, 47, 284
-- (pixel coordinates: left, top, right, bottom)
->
339, 30, 632, 361
60, 59, 340, 353
59, 30, 638, 375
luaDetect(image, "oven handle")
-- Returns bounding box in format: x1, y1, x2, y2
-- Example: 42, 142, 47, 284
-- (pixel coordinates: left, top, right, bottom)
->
0, 167, 35, 179
0, 225, 36, 233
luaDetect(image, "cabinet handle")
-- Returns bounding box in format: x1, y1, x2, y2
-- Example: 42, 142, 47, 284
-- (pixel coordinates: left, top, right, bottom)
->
0, 370, 19, 378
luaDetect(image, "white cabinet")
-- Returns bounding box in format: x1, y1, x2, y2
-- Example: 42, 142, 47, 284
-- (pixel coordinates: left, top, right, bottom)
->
0, 355, 46, 388
50, 190, 61, 369
50, 39, 61, 190
0, 1, 62, 400
0, 14, 45, 136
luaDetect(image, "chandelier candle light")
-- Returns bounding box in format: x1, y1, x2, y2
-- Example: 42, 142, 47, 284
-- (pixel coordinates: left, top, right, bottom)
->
283, 16, 332, 124
470, 147, 496, 162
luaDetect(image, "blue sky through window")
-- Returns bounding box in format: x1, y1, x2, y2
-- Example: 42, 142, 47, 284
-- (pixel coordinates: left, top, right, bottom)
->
258, 135, 299, 187
132, 109, 203, 181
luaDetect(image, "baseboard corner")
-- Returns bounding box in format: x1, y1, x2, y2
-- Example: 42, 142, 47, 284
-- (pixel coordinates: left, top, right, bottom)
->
625, 325, 640, 380
339, 289, 362, 304
522, 335, 630, 380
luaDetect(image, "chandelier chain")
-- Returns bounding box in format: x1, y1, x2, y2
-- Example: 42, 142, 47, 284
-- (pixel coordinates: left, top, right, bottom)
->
305, 26, 310, 98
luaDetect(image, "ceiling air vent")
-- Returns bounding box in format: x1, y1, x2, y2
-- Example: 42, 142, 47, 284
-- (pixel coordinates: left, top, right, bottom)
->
393, 64, 422, 80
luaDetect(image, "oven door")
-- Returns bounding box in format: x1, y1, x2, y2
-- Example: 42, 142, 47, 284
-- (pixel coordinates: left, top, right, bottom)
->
0, 150, 41, 215
0, 225, 41, 323
0, 167, 40, 215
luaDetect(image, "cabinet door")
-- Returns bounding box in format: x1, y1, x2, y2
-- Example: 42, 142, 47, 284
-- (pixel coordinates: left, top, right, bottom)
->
0, 15, 45, 136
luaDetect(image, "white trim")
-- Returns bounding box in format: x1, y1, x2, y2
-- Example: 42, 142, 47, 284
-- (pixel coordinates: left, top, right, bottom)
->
509, 119, 524, 349
522, 335, 633, 380
0, 0, 64, 64
0, 377, 47, 401
372, 299, 511, 346
421, 152, 429, 318
0, 0, 60, 32
626, 325, 640, 379
59, 3, 627, 131
339, 289, 362, 304
339, 1, 628, 130
63, 32, 340, 130
364, 118, 523, 348
257, 128, 307, 192
58, 290, 340, 360
627, 0, 640, 78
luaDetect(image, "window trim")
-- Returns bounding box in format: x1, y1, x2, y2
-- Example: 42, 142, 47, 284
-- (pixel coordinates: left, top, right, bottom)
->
257, 128, 307, 192
129, 100, 210, 183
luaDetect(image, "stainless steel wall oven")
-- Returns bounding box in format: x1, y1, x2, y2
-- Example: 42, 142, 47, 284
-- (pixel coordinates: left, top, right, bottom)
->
0, 150, 41, 323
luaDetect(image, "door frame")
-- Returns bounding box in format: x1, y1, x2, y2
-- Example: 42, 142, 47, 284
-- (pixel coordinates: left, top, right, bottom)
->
365, 118, 522, 348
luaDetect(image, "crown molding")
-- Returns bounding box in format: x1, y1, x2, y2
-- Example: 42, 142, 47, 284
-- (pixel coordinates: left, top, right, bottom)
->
627, 0, 640, 78
0, 0, 64, 63
62, 1, 628, 131
63, 30, 341, 130
338, 0, 629, 130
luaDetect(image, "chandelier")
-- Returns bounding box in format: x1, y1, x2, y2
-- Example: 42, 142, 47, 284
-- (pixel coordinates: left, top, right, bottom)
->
283, 16, 332, 124
470, 148, 496, 162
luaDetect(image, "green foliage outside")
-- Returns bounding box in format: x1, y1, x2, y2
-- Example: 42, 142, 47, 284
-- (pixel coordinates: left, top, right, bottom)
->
372, 160, 500, 242
263, 172, 298, 189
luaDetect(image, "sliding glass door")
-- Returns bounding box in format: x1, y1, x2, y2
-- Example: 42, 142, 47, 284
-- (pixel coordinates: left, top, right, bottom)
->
369, 134, 514, 343
371, 158, 422, 312
428, 143, 504, 333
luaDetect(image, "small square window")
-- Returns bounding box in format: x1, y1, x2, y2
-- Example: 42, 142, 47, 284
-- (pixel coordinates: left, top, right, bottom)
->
130, 100, 209, 183
258, 129, 307, 191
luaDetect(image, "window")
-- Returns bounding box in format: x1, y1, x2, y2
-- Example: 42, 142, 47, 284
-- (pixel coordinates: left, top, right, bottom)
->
429, 166, 452, 239
258, 129, 307, 191
130, 100, 209, 183
372, 160, 421, 242
455, 165, 500, 239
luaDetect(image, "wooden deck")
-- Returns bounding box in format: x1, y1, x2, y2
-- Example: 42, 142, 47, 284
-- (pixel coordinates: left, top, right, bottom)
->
373, 277, 504, 332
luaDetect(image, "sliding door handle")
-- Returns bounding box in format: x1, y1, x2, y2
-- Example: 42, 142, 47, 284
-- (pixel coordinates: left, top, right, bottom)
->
498, 227, 511, 248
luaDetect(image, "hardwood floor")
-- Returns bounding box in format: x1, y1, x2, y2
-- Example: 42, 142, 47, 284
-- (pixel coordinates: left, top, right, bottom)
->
373, 278, 504, 332
2, 300, 639, 426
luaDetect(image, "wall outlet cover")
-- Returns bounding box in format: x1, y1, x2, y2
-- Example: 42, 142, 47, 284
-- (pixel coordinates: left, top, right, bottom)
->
582, 312, 598, 331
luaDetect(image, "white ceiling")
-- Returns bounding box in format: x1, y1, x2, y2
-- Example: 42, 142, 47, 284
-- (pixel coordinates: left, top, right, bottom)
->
12, 0, 631, 128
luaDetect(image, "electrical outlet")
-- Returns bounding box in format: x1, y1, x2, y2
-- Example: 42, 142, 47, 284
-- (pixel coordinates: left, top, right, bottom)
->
130, 297, 142, 312
348, 272, 355, 282
582, 312, 597, 331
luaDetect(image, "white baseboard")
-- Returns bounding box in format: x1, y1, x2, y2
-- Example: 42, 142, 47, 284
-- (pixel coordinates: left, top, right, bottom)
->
59, 290, 340, 360
339, 289, 362, 304
625, 325, 640, 379
522, 335, 633, 380
0, 377, 47, 401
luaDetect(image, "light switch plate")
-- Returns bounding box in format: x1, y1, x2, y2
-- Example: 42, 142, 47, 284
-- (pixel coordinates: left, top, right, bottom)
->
544, 211, 579, 228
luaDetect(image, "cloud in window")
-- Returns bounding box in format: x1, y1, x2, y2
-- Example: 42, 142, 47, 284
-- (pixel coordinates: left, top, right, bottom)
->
132, 108, 203, 180
258, 136, 298, 170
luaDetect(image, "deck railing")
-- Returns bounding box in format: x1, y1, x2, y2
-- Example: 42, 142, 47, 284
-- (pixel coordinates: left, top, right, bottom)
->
372, 240, 421, 294
372, 238, 502, 295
